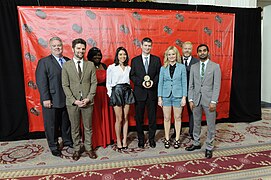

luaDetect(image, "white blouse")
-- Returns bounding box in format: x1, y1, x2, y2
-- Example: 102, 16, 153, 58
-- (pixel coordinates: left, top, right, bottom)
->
106, 64, 131, 97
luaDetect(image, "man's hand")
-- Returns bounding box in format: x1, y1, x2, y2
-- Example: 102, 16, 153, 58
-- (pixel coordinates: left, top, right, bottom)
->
74, 100, 84, 107
189, 101, 195, 111
43, 100, 52, 108
209, 103, 216, 112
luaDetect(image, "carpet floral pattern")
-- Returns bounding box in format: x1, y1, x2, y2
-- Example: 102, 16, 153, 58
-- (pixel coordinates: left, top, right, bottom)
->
0, 108, 271, 179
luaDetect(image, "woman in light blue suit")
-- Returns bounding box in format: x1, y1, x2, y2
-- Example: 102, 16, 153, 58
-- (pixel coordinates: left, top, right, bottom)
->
158, 46, 187, 149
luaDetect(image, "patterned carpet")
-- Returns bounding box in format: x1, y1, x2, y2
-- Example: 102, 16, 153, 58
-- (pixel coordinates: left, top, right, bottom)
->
1, 108, 271, 179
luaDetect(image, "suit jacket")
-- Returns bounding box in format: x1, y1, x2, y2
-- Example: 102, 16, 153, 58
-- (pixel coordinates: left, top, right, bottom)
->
188, 60, 221, 107
130, 54, 161, 101
158, 63, 187, 98
62, 59, 97, 106
183, 56, 199, 85
36, 54, 69, 108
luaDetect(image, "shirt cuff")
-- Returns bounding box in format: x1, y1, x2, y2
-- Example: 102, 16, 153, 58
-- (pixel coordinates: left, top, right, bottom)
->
189, 99, 193, 102
211, 101, 217, 104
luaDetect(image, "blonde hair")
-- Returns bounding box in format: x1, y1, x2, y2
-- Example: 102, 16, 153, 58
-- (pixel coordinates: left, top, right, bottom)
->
163, 46, 182, 67
182, 41, 193, 48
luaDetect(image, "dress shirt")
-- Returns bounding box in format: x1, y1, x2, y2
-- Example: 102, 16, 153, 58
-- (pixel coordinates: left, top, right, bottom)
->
52, 54, 66, 67
200, 59, 209, 79
183, 56, 191, 66
142, 54, 150, 66
169, 63, 176, 79
73, 58, 83, 73
106, 64, 131, 96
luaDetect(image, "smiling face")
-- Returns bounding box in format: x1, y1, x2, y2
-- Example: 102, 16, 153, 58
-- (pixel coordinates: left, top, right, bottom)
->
141, 41, 152, 56
182, 43, 192, 58
50, 40, 63, 58
197, 46, 209, 61
118, 50, 127, 64
72, 43, 86, 60
167, 49, 177, 63
92, 52, 102, 65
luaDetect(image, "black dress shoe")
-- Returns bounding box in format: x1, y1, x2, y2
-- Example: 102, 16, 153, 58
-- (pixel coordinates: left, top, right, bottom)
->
205, 150, 213, 159
51, 149, 62, 157
149, 140, 156, 148
72, 151, 80, 161
63, 144, 73, 148
185, 145, 201, 151
138, 141, 144, 148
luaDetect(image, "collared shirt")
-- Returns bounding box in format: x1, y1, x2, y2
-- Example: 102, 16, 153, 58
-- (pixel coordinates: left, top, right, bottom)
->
183, 56, 191, 66
200, 59, 209, 78
73, 58, 83, 73
142, 54, 150, 66
169, 63, 176, 79
52, 54, 66, 67
106, 64, 131, 96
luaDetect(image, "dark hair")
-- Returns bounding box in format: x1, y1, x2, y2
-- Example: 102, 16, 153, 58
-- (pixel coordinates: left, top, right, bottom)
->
87, 47, 103, 61
197, 44, 209, 52
114, 47, 129, 66
72, 38, 86, 48
141, 37, 152, 45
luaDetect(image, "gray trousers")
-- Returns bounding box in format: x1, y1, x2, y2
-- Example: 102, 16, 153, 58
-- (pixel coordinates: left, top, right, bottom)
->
192, 103, 216, 150
67, 105, 93, 152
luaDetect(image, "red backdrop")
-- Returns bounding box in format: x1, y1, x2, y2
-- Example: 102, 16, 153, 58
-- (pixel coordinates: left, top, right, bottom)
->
17, 6, 235, 132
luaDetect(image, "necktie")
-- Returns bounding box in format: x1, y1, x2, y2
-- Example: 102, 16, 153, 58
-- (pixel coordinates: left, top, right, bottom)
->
77, 61, 82, 78
59, 58, 64, 67
184, 57, 188, 67
144, 57, 148, 73
201, 62, 205, 80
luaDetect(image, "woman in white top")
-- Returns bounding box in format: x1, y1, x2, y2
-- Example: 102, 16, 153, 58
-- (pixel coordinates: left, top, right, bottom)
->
106, 47, 135, 151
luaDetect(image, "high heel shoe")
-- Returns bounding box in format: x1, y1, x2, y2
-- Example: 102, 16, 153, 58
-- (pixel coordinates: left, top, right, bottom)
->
173, 139, 180, 149
122, 146, 128, 150
117, 146, 123, 152
164, 139, 170, 149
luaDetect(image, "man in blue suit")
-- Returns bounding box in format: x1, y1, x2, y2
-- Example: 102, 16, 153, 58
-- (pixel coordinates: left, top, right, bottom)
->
185, 44, 221, 159
36, 37, 72, 157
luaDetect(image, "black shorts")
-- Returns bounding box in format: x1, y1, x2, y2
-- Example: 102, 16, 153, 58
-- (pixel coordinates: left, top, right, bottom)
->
109, 84, 135, 106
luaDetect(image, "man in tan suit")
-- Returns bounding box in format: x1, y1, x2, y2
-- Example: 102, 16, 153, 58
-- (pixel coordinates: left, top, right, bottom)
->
62, 38, 97, 161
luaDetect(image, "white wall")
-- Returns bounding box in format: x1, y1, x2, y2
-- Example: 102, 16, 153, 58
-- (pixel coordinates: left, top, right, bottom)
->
152, 0, 257, 8
262, 5, 271, 103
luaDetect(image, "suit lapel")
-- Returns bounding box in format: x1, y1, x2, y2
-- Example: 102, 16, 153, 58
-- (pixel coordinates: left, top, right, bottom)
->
70, 60, 80, 79
202, 60, 212, 82
50, 55, 62, 70
172, 63, 179, 79
195, 62, 201, 83
139, 56, 146, 74
82, 60, 88, 80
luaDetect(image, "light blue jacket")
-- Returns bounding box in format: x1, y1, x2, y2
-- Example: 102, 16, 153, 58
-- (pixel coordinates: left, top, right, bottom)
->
158, 63, 187, 98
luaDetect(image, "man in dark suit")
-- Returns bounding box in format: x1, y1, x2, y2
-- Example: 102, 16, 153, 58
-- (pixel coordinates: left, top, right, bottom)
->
130, 37, 161, 148
62, 38, 97, 161
182, 41, 199, 139
185, 44, 221, 159
36, 37, 72, 157
171, 41, 199, 140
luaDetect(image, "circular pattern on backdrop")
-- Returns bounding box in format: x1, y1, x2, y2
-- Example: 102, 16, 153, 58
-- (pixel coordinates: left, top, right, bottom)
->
215, 129, 245, 143
246, 126, 271, 138
0, 144, 43, 164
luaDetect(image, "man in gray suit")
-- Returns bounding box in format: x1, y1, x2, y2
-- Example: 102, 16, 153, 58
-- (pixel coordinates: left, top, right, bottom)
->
62, 38, 97, 161
36, 37, 72, 157
185, 44, 221, 159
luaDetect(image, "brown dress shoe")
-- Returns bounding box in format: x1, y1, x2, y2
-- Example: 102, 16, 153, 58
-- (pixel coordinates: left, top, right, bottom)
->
72, 151, 80, 161
86, 150, 97, 159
